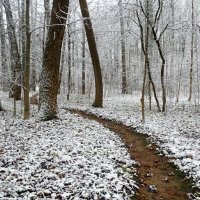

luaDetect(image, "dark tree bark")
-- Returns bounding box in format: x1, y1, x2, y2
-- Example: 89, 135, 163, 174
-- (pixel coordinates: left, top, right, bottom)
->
152, 28, 166, 112
137, 2, 161, 114
139, 0, 167, 112
39, 0, 69, 120
23, 0, 30, 119
4, 0, 22, 100
0, 100, 5, 111
79, 0, 103, 107
43, 0, 51, 52
82, 26, 86, 95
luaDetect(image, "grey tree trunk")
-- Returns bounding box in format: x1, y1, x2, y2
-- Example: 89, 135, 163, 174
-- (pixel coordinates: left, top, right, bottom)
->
4, 0, 22, 100
169, 0, 175, 96
0, 0, 9, 91
21, 0, 26, 88
79, 0, 103, 107
39, 0, 69, 120
67, 25, 72, 100
188, 0, 194, 102
30, 0, 38, 91
141, 0, 150, 123
58, 31, 66, 94
44, 0, 51, 26
119, 0, 127, 94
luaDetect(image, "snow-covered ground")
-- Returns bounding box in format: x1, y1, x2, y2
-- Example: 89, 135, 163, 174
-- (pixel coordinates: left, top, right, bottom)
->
0, 109, 137, 199
62, 94, 200, 191
1, 91, 200, 198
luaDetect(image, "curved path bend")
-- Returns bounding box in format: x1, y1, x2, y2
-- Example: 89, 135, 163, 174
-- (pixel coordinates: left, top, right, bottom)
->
67, 109, 198, 200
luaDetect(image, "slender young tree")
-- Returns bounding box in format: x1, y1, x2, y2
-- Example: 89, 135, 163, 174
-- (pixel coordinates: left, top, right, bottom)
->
188, 0, 194, 102
140, 0, 167, 112
137, 1, 161, 114
119, 0, 128, 94
79, 0, 103, 107
67, 24, 72, 100
58, 31, 66, 94
21, 0, 26, 86
82, 26, 86, 95
138, 0, 150, 122
39, 0, 69, 120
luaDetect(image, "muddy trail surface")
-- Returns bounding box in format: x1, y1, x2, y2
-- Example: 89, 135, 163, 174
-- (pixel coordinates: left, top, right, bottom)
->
67, 109, 197, 200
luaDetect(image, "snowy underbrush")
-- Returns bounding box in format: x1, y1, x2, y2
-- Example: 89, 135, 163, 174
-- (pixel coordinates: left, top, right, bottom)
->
62, 94, 200, 192
0, 110, 137, 199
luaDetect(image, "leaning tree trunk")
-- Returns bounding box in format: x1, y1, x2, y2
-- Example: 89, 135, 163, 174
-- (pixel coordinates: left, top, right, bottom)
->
79, 0, 103, 107
4, 0, 22, 100
39, 0, 69, 120
152, 28, 166, 112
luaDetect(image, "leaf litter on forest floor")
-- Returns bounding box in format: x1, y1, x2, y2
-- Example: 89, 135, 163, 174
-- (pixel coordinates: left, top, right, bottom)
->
0, 110, 138, 199
62, 94, 200, 198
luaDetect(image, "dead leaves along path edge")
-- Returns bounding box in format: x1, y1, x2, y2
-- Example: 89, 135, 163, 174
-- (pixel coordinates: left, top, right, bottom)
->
66, 108, 199, 200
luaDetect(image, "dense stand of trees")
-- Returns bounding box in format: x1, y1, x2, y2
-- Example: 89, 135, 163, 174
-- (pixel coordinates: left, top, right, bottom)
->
0, 0, 199, 120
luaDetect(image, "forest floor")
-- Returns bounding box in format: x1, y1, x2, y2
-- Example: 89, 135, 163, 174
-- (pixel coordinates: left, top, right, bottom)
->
62, 94, 200, 199
68, 109, 197, 200
0, 108, 137, 199
0, 92, 200, 199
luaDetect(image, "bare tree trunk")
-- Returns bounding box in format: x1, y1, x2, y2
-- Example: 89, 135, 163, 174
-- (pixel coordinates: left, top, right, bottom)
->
139, 0, 150, 123
119, 0, 127, 94
0, 0, 9, 91
79, 0, 103, 107
141, 38, 148, 122
23, 0, 30, 119
39, 0, 69, 120
148, 80, 151, 110
176, 30, 186, 102
30, 0, 38, 91
43, 0, 51, 54
152, 28, 166, 112
82, 26, 86, 95
21, 0, 26, 89
169, 0, 175, 96
44, 0, 51, 26
58, 31, 66, 94
147, 64, 161, 111
67, 25, 71, 100
188, 0, 194, 102
4, 0, 22, 100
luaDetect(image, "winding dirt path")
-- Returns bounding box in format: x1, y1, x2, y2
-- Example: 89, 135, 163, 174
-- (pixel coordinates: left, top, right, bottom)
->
67, 109, 197, 200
